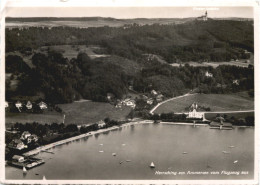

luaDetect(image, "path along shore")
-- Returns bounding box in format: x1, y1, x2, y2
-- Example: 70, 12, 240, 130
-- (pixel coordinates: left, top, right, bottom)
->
23, 120, 153, 157
23, 120, 251, 157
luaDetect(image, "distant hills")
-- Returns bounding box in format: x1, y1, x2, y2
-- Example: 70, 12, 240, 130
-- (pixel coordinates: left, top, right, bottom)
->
5, 17, 253, 28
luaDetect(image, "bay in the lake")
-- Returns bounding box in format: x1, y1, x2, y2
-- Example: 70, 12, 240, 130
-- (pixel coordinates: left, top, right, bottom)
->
6, 123, 254, 180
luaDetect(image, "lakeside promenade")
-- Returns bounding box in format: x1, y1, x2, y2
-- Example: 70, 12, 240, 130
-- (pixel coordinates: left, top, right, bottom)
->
20, 119, 251, 157
23, 120, 153, 157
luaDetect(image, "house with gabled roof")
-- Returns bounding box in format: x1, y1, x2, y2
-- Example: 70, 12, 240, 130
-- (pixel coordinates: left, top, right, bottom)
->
8, 139, 26, 150
15, 101, 23, 112
20, 131, 31, 140
38, 101, 48, 110
26, 101, 33, 109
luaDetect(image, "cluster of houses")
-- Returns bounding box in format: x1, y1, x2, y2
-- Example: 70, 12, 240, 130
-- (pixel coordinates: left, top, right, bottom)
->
145, 90, 164, 105
5, 100, 48, 112
8, 131, 39, 150
116, 98, 136, 109
112, 89, 164, 109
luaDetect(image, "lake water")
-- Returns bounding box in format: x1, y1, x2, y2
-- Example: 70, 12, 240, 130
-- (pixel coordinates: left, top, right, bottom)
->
6, 123, 254, 180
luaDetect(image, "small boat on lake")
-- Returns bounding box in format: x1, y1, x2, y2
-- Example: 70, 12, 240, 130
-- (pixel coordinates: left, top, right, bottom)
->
182, 152, 188, 154
126, 160, 131, 162
119, 161, 123, 164
222, 151, 231, 154
112, 153, 116, 156
233, 160, 238, 164
229, 146, 235, 148
150, 162, 155, 168
23, 167, 27, 173
99, 151, 104, 153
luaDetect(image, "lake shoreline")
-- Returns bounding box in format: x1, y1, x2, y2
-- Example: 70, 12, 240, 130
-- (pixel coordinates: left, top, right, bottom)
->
21, 120, 253, 157
22, 120, 153, 157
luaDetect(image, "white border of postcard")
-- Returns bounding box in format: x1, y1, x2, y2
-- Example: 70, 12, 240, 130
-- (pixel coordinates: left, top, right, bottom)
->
0, 0, 259, 184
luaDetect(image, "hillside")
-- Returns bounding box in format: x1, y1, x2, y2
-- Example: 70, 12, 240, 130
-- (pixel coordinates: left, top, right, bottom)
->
154, 93, 254, 114
5, 18, 254, 105
6, 19, 253, 62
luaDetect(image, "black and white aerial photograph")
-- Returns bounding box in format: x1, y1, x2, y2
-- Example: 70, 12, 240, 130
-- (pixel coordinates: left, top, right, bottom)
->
2, 2, 258, 183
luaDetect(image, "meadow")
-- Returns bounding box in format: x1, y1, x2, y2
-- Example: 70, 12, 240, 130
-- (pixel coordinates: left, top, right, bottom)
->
6, 101, 132, 126
58, 100, 132, 125
154, 93, 254, 114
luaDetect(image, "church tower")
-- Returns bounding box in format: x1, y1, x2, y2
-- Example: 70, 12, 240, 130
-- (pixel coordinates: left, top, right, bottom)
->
204, 11, 208, 21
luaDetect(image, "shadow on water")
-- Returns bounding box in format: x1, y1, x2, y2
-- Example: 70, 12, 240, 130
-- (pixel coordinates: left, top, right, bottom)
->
83, 137, 88, 141
56, 145, 63, 149
103, 130, 110, 135
128, 125, 135, 135
94, 133, 100, 139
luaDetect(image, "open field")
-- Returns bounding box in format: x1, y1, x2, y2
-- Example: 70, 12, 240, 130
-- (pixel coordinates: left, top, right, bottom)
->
5, 18, 189, 29
171, 54, 254, 68
6, 101, 132, 126
40, 45, 110, 60
154, 93, 254, 114
5, 112, 64, 126
171, 59, 253, 68
58, 101, 131, 125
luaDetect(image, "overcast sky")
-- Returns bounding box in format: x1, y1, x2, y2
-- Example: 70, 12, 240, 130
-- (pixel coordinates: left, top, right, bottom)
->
5, 6, 254, 18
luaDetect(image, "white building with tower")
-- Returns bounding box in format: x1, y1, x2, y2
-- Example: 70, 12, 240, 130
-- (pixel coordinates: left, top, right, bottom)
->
197, 11, 208, 21
187, 102, 204, 119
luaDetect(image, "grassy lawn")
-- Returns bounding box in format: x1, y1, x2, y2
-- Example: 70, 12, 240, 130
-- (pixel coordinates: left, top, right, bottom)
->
58, 101, 131, 125
39, 45, 110, 60
6, 101, 132, 126
5, 112, 64, 126
154, 93, 254, 114
170, 54, 254, 68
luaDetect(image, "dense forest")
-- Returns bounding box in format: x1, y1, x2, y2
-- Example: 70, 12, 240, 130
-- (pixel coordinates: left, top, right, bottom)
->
6, 50, 254, 103
6, 19, 253, 62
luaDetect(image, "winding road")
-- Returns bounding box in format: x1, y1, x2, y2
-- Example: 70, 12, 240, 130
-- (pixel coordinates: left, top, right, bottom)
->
149, 93, 197, 114
149, 93, 254, 115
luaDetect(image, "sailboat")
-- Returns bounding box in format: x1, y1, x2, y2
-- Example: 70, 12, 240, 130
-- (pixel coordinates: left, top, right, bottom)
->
23, 166, 27, 173
150, 162, 155, 168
